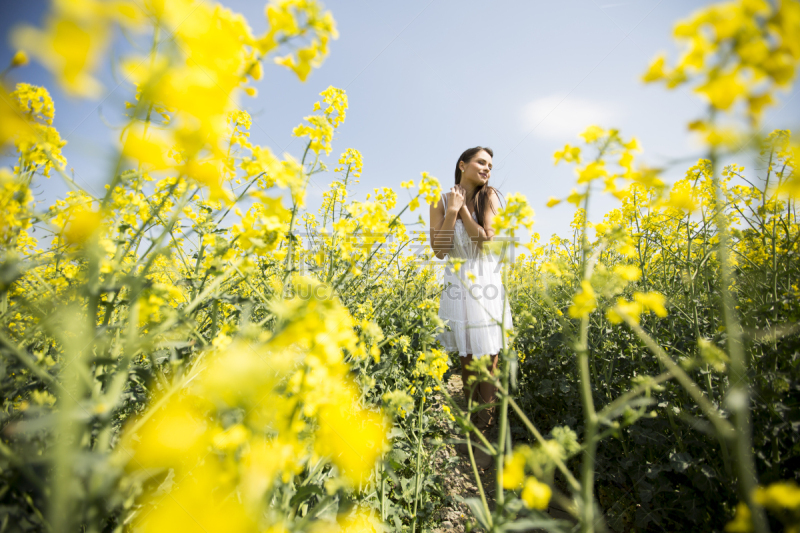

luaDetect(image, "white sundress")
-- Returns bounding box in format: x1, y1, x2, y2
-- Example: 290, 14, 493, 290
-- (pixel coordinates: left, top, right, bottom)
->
436, 194, 513, 358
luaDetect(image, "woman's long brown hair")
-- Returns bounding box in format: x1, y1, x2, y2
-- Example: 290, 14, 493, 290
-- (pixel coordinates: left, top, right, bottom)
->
454, 146, 504, 230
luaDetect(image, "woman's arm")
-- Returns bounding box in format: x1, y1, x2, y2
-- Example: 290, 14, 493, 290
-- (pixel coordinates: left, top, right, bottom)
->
459, 189, 501, 248
430, 187, 464, 260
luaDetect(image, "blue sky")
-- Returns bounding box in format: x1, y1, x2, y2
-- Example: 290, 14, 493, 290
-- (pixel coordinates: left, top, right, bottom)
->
2, 0, 798, 242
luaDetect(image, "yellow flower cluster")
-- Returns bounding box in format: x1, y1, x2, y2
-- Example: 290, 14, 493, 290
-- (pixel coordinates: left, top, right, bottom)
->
335, 147, 363, 178
14, 0, 338, 209
492, 192, 535, 237
10, 83, 66, 177
12, 0, 143, 97
500, 447, 552, 510
294, 86, 348, 155
642, 0, 800, 129
414, 348, 449, 382
383, 389, 414, 419
269, 0, 339, 81
551, 125, 648, 206
606, 291, 668, 325
568, 280, 597, 319
0, 168, 34, 247
726, 481, 800, 532
118, 283, 389, 530
419, 171, 443, 208
231, 195, 291, 255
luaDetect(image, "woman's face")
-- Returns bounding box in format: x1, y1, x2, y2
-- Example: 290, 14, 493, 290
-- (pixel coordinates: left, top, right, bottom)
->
460, 150, 492, 187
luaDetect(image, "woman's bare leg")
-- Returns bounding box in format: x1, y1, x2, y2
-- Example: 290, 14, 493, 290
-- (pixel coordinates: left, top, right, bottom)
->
460, 354, 499, 428
478, 353, 499, 406
458, 353, 492, 467
461, 353, 476, 401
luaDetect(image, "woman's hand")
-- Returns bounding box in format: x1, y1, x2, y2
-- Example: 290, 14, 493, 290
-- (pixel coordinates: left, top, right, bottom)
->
446, 185, 465, 214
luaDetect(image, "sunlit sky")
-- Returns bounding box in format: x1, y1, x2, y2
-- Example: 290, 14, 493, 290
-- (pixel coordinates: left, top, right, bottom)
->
2, 0, 798, 243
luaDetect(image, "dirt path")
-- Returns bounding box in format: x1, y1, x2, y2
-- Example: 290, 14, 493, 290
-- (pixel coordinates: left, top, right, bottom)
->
432, 375, 575, 532
431, 374, 497, 533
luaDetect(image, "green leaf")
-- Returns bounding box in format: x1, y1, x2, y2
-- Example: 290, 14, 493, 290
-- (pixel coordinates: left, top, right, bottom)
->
289, 485, 323, 507
463, 497, 491, 529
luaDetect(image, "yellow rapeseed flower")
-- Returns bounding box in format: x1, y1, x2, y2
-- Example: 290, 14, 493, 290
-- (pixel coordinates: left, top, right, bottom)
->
502, 449, 528, 489
13, 15, 110, 97
122, 397, 211, 471
11, 50, 28, 67
521, 477, 552, 510
579, 125, 606, 143
662, 182, 699, 212
494, 192, 535, 234
724, 502, 752, 533
613, 264, 642, 281
212, 424, 251, 452
63, 204, 103, 245
695, 69, 747, 111
633, 291, 668, 317
546, 197, 561, 208
442, 405, 454, 422
419, 171, 442, 207
641, 54, 667, 82
248, 60, 264, 81
122, 126, 172, 170
753, 481, 800, 510
134, 462, 255, 533
315, 397, 388, 484
566, 188, 584, 207
568, 280, 597, 319
576, 161, 608, 184
553, 144, 581, 165
606, 298, 644, 325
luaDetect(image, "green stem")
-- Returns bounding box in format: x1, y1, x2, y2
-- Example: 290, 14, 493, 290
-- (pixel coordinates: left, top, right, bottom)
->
710, 155, 769, 533
411, 396, 426, 533
464, 389, 493, 527
577, 316, 598, 533
495, 357, 509, 509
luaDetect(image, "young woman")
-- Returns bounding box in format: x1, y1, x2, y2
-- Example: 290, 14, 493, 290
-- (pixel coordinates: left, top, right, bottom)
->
429, 146, 512, 467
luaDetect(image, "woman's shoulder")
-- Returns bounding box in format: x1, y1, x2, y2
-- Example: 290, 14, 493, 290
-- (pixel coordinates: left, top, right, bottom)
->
485, 187, 502, 209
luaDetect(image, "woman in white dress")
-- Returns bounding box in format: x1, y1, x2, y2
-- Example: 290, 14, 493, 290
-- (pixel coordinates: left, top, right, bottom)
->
429, 146, 512, 466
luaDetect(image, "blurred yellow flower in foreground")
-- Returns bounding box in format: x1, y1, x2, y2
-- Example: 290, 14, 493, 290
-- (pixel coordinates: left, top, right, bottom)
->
613, 265, 641, 282
315, 396, 389, 483
521, 476, 552, 510
606, 298, 644, 325
546, 197, 561, 208
754, 480, 800, 510
502, 447, 528, 489
633, 291, 668, 317
134, 463, 255, 533
13, 14, 112, 97
62, 204, 103, 245
568, 280, 597, 319
11, 50, 28, 67
724, 502, 752, 533
494, 193, 535, 235
122, 397, 211, 471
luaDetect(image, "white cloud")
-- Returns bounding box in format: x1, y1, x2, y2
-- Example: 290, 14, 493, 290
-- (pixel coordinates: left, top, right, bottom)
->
520, 94, 620, 140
